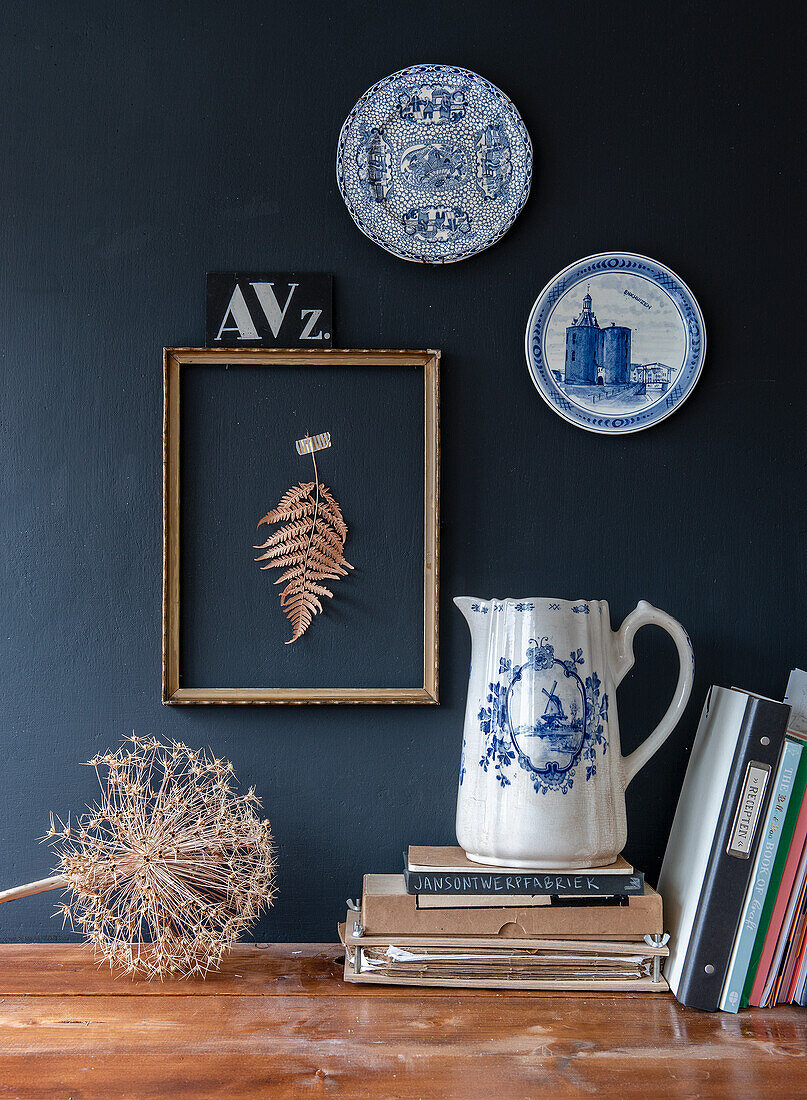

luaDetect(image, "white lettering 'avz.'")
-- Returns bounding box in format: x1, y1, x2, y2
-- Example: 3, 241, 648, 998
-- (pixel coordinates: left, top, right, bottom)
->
214, 285, 260, 341
250, 282, 299, 338
299, 308, 324, 340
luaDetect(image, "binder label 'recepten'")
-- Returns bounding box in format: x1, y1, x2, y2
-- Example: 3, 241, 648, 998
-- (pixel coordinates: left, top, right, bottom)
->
727, 761, 771, 858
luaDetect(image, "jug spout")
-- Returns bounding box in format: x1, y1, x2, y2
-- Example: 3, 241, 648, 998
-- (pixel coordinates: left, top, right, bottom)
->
454, 595, 481, 624
454, 595, 489, 623
454, 596, 492, 647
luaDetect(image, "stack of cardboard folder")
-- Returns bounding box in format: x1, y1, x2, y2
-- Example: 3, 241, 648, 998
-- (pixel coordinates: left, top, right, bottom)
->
340, 846, 669, 991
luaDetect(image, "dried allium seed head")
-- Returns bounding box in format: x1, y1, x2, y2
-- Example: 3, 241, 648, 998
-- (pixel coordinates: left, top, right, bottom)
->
46, 737, 277, 980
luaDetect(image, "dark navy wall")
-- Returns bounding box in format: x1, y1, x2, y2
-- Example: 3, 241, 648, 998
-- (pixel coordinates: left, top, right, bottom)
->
1, 1, 804, 942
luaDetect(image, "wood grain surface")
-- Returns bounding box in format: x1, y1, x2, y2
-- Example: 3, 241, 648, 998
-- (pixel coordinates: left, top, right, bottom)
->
0, 945, 804, 1098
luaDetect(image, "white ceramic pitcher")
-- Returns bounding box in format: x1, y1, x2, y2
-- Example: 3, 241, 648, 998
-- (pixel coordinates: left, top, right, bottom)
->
454, 597, 694, 868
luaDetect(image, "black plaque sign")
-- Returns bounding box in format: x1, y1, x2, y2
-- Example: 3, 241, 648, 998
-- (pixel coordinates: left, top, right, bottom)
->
206, 272, 333, 348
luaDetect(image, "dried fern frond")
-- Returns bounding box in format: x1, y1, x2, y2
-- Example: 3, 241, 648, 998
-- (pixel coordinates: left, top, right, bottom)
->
254, 480, 352, 643
43, 736, 277, 980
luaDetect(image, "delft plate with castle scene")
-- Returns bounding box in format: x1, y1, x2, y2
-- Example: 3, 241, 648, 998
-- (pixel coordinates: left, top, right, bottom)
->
336, 64, 532, 263
525, 253, 706, 434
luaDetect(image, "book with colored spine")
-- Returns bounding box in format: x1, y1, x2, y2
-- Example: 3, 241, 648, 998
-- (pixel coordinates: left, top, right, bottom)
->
741, 733, 807, 1006
748, 780, 807, 1005
780, 886, 807, 1002
757, 829, 807, 1006
719, 738, 803, 1011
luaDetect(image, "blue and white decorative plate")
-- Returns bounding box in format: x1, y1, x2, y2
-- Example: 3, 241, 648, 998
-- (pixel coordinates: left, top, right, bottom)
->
336, 64, 532, 264
525, 253, 706, 434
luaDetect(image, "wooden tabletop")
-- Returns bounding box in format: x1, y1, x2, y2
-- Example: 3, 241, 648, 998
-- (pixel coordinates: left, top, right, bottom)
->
0, 944, 804, 1098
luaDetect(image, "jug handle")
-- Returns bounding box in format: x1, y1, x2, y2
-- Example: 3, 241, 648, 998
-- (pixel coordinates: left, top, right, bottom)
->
612, 600, 694, 788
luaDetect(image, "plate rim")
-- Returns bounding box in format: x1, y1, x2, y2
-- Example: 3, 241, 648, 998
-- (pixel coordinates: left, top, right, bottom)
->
523, 251, 707, 435
336, 62, 533, 264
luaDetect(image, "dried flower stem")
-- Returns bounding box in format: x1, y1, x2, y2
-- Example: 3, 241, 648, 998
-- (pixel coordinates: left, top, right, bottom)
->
0, 875, 66, 903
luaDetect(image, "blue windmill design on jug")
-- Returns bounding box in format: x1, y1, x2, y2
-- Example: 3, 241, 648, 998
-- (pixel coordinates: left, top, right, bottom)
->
478, 635, 609, 795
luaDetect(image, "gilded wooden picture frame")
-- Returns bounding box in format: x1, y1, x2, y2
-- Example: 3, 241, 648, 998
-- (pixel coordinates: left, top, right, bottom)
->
163, 348, 439, 704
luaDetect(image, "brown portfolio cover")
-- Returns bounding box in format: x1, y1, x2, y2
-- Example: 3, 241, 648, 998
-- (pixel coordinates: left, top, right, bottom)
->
361, 873, 662, 939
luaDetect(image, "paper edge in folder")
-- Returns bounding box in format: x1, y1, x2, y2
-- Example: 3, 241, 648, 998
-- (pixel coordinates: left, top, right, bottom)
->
339, 914, 669, 991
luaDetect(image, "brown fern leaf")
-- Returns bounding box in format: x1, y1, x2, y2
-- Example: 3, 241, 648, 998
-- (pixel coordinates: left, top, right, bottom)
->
254, 481, 352, 643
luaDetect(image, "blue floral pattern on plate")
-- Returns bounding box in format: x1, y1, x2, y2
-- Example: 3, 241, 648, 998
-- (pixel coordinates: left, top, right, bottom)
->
337, 65, 532, 263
